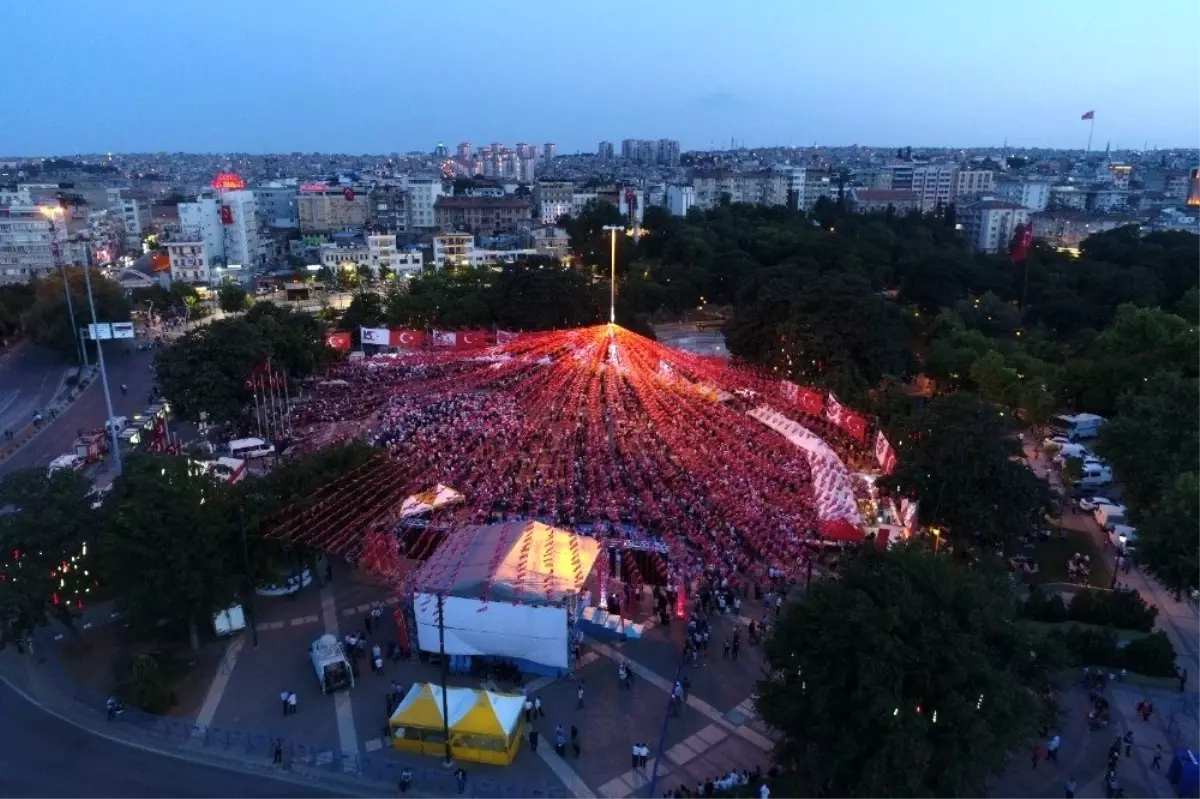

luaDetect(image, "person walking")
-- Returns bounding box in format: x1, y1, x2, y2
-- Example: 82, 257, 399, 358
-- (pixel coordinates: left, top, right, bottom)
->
1064, 777, 1077, 799
1047, 733, 1061, 763
577, 682, 585, 709
287, 691, 297, 716
1031, 743, 1043, 770
1123, 730, 1133, 757
534, 695, 545, 719
1152, 744, 1164, 770
528, 728, 539, 752
524, 696, 533, 723
454, 767, 466, 795
272, 738, 283, 764
280, 689, 290, 716
554, 725, 566, 758
399, 767, 412, 793
632, 742, 641, 771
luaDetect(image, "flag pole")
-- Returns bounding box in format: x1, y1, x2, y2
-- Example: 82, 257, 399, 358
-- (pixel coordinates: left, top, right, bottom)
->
1086, 115, 1095, 154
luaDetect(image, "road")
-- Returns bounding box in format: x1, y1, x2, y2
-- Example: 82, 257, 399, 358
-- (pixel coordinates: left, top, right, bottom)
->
0, 343, 159, 477
0, 680, 345, 798
0, 344, 70, 441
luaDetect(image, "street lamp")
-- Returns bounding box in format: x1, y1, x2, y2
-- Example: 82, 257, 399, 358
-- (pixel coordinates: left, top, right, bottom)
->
39, 206, 87, 368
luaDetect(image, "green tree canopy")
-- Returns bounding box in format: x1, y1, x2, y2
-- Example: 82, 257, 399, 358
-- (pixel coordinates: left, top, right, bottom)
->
757, 546, 1055, 798
22, 269, 129, 359
217, 281, 251, 313
1129, 472, 1199, 599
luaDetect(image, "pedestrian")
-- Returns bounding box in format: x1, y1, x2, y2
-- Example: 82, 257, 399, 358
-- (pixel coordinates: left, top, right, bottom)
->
577, 682, 584, 709
280, 689, 290, 716
524, 696, 533, 723
287, 691, 297, 716
1123, 729, 1132, 757
632, 742, 640, 770
1047, 733, 1060, 762
454, 767, 466, 795
681, 675, 691, 701
1031, 743, 1042, 769
1152, 744, 1163, 770
1064, 777, 1077, 799
723, 638, 731, 659
1179, 667, 1188, 693
534, 695, 545, 718
571, 724, 580, 757
639, 742, 650, 770
365, 612, 373, 634
731, 638, 740, 661
272, 738, 283, 764
528, 728, 539, 752
399, 767, 412, 793
554, 725, 566, 758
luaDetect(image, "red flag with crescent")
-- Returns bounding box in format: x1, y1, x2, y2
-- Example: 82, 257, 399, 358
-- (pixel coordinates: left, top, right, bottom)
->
455, 330, 489, 350
220, 206, 233, 225
389, 329, 426, 348
796, 386, 824, 417
496, 330, 526, 344
343, 188, 355, 202
324, 331, 351, 351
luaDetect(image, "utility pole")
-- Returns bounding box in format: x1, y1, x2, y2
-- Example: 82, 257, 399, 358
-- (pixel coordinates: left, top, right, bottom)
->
437, 593, 453, 767
82, 266, 122, 476
40, 207, 87, 368
603, 225, 623, 325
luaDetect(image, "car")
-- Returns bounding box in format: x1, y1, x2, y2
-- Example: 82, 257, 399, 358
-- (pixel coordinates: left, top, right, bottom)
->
1077, 495, 1116, 512
1043, 435, 1072, 449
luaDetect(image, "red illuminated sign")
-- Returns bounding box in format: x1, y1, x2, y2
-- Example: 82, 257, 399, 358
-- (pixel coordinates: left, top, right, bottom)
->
211, 173, 246, 191
299, 184, 329, 192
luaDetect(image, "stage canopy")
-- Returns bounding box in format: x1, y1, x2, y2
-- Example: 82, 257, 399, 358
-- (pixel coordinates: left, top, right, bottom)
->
399, 483, 465, 518
409, 520, 601, 605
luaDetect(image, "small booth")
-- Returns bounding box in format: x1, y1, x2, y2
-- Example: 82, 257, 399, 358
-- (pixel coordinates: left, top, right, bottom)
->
388, 682, 524, 765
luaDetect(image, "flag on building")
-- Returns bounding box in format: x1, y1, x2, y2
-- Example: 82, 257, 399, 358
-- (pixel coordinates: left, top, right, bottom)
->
1081, 110, 1094, 120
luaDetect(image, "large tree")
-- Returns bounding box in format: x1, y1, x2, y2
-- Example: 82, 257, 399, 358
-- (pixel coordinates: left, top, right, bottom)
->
757, 546, 1056, 798
881, 392, 1051, 547
1129, 473, 1199, 600
0, 468, 99, 645
22, 269, 130, 360
99, 454, 241, 649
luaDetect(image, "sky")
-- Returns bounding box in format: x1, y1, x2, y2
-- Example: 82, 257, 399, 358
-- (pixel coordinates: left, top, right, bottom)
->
2, 0, 1198, 156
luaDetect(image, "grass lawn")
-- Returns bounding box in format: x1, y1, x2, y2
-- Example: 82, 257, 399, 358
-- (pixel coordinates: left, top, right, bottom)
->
1011, 527, 1114, 589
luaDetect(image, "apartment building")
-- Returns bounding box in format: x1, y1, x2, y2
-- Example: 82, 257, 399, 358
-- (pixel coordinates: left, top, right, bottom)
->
953, 169, 995, 201
848, 189, 920, 215
597, 141, 614, 161
433, 233, 475, 269
0, 206, 67, 284
960, 199, 1029, 253
910, 165, 955, 211
403, 177, 444, 230
996, 179, 1051, 212
666, 185, 695, 216
434, 196, 533, 235
369, 185, 408, 233
253, 185, 299, 229
531, 225, 570, 260
296, 186, 370, 233
535, 181, 575, 224
165, 240, 215, 284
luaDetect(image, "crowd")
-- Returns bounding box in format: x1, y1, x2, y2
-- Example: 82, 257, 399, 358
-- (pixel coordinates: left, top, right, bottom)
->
287, 326, 869, 585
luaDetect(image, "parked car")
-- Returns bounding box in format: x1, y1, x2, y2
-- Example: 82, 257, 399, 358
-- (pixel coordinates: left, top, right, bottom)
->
1043, 435, 1072, 449
1078, 495, 1118, 512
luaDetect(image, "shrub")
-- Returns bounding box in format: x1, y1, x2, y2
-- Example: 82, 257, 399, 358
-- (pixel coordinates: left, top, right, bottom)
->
1044, 594, 1068, 623
113, 653, 176, 714
1121, 632, 1177, 677
1055, 625, 1178, 677
1064, 588, 1157, 632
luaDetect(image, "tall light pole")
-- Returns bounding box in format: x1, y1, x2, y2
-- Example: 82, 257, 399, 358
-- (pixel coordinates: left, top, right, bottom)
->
602, 224, 623, 325
40, 207, 87, 368
82, 266, 123, 476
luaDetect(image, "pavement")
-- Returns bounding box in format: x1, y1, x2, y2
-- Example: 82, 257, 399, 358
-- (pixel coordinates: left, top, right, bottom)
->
0, 677, 345, 798
0, 342, 159, 479
0, 343, 73, 441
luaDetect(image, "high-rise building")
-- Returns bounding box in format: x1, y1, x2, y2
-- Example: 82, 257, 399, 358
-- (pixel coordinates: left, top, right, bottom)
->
543, 143, 556, 162
665, 185, 694, 216
434, 142, 448, 157
403, 177, 444, 230
910, 165, 955, 211
253, 185, 299, 229
0, 206, 68, 284
656, 139, 681, 166
960, 200, 1028, 253
598, 141, 614, 161
457, 142, 473, 159
296, 187, 370, 233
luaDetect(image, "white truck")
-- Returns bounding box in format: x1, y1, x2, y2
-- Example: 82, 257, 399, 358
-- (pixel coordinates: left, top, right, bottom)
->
1051, 413, 1105, 441
310, 634, 355, 694
1094, 503, 1128, 531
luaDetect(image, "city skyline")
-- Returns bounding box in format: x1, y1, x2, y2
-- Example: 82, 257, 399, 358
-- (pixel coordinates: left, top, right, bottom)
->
1, 0, 1198, 156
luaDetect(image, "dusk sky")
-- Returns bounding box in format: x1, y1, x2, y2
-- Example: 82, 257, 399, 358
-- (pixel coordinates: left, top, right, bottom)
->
3, 0, 1197, 156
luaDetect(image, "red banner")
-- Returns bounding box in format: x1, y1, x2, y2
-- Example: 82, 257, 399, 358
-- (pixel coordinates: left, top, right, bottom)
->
875, 430, 897, 474
324, 331, 351, 351
841, 410, 868, 442
389, 329, 426, 349
796, 386, 824, 417
456, 330, 490, 350
220, 206, 233, 225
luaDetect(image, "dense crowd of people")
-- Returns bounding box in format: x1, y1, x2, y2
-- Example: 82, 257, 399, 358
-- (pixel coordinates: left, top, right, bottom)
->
289, 327, 869, 586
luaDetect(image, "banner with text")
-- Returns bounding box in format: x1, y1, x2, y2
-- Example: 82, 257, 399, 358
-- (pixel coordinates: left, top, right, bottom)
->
874, 430, 897, 474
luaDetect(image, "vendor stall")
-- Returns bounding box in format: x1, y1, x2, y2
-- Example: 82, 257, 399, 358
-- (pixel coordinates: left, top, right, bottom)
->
388, 682, 525, 765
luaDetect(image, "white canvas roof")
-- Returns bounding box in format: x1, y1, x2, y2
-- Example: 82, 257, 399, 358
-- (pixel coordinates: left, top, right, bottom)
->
399, 483, 465, 518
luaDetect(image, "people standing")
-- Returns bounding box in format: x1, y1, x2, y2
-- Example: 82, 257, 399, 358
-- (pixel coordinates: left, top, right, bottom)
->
287, 691, 297, 716
632, 742, 641, 770
1064, 777, 1077, 799
534, 695, 545, 719
554, 725, 567, 758
272, 738, 283, 764
1123, 730, 1133, 757
528, 728, 539, 752
454, 767, 467, 795
1047, 733, 1061, 762
524, 696, 533, 723
280, 689, 290, 716
1151, 744, 1163, 770
399, 767, 412, 793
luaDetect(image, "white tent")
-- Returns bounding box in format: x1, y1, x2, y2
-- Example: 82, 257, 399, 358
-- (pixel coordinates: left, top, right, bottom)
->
400, 484, 465, 518
410, 521, 601, 669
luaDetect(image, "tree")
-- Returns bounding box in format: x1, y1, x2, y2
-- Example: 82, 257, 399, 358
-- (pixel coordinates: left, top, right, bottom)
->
0, 468, 98, 646
757, 546, 1055, 798
22, 269, 130, 359
217, 281, 251, 313
0, 283, 35, 341
100, 454, 241, 650
1131, 473, 1199, 600
881, 393, 1051, 548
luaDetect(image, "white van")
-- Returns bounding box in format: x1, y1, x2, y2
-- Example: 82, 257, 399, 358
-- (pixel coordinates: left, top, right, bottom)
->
1078, 464, 1113, 487
1051, 413, 1106, 441
228, 437, 275, 459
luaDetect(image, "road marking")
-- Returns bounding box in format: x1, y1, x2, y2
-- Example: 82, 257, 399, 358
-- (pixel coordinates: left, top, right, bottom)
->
533, 739, 597, 798
195, 636, 245, 727
321, 585, 359, 757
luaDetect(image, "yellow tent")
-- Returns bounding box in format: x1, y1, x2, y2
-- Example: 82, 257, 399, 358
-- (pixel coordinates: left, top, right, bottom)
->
388, 683, 525, 765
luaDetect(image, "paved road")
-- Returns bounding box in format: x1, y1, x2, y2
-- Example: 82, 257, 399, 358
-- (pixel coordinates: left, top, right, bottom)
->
0, 343, 159, 477
0, 344, 69, 440
0, 681, 346, 798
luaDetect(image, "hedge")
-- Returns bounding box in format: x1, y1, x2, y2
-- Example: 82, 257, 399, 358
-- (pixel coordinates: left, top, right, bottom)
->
1019, 586, 1158, 632
1058, 624, 1178, 678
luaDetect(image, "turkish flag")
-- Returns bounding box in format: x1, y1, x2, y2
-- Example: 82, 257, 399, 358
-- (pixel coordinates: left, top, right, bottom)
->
819, 518, 865, 543
456, 330, 489, 350
220, 206, 233, 225
796, 387, 824, 417
324, 331, 351, 351
840, 410, 868, 442
343, 188, 355, 202
432, 329, 457, 347
389, 329, 426, 349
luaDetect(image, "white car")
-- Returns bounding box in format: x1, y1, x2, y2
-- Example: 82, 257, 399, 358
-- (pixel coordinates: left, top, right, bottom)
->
1043, 435, 1071, 449
1077, 496, 1116, 512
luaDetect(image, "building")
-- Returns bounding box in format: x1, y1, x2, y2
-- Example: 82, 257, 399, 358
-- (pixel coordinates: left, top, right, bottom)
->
665, 185, 695, 216
1088, 186, 1130, 213
368, 185, 408, 233
621, 138, 679, 166
910, 165, 955, 211
0, 206, 68, 284
319, 241, 370, 272
253, 185, 299, 229
535, 181, 574, 224
366, 233, 423, 278
433, 233, 474, 269
953, 169, 994, 201
848, 188, 920, 215
1030, 211, 1138, 250
177, 197, 225, 265
456, 142, 473, 159
118, 197, 151, 251
771, 167, 806, 209
296, 186, 370, 233
434, 196, 534, 235
996, 179, 1051, 212
165, 240, 214, 284
531, 225, 569, 260
801, 171, 840, 210
543, 143, 556, 162
404, 177, 444, 230
960, 199, 1029, 254
656, 139, 681, 167
597, 141, 614, 161
1049, 184, 1089, 211
219, 190, 260, 267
